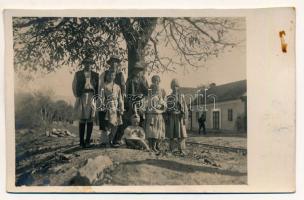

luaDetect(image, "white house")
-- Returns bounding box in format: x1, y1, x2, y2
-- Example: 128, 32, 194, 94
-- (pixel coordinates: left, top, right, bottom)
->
189, 80, 247, 133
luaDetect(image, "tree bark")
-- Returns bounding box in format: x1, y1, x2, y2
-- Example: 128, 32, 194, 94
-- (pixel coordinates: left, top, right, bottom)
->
118, 18, 157, 80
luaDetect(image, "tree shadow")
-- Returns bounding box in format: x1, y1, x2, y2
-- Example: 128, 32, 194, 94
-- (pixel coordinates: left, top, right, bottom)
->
122, 159, 246, 177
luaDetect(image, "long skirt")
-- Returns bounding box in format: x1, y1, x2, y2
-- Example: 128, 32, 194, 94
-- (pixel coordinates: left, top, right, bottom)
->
166, 113, 187, 139
145, 113, 165, 139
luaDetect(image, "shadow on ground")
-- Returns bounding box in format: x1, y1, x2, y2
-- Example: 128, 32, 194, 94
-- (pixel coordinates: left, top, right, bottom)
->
122, 159, 246, 177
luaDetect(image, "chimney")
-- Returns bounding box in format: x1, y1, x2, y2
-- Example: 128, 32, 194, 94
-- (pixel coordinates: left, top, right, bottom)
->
209, 83, 216, 88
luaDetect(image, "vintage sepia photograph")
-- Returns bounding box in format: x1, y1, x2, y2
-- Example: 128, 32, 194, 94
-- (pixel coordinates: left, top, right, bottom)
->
11, 15, 247, 187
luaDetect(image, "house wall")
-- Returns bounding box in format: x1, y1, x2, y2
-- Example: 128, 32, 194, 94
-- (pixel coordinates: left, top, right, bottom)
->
190, 99, 246, 132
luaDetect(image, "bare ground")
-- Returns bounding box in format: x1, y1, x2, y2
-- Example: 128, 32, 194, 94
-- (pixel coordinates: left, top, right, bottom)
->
15, 124, 247, 186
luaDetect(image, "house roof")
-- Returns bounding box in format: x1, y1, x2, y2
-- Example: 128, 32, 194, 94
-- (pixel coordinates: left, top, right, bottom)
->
178, 87, 201, 104
179, 87, 200, 96
192, 80, 247, 105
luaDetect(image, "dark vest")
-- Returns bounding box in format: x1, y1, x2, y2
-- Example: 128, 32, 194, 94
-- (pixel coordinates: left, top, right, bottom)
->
75, 70, 99, 97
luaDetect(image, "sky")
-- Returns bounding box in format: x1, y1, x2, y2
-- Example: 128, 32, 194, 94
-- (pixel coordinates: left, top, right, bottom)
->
15, 18, 246, 104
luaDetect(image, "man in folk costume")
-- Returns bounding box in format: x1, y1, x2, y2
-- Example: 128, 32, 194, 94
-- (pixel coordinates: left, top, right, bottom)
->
125, 61, 149, 128
72, 55, 99, 148
166, 79, 188, 155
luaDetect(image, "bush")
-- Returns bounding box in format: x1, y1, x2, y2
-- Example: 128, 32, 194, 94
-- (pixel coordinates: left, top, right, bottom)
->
15, 92, 74, 129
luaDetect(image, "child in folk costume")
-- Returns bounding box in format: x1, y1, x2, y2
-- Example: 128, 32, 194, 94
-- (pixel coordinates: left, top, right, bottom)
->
166, 79, 188, 155
145, 75, 166, 152
122, 114, 150, 151
99, 70, 124, 147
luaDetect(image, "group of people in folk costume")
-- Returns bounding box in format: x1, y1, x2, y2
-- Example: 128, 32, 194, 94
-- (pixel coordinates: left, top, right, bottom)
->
72, 54, 188, 155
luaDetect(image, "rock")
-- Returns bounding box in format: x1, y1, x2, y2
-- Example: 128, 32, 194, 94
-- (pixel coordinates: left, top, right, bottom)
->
45, 130, 50, 137
49, 133, 58, 138
65, 130, 76, 137
75, 155, 113, 184
18, 129, 29, 134
73, 153, 80, 157
108, 165, 115, 172
104, 174, 112, 179
69, 172, 91, 186
52, 165, 64, 173
55, 153, 73, 162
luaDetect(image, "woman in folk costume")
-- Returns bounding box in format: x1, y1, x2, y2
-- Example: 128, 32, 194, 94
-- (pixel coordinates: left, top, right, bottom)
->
99, 70, 124, 147
145, 75, 166, 152
98, 55, 126, 99
98, 55, 126, 147
72, 55, 99, 149
166, 79, 188, 155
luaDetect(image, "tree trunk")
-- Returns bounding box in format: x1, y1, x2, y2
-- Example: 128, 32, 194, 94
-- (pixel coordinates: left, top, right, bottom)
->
127, 43, 145, 78
119, 18, 158, 81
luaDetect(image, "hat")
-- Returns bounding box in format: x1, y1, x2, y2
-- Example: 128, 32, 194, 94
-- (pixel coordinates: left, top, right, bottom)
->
171, 78, 180, 88
106, 55, 121, 65
81, 56, 95, 65
133, 61, 146, 71
151, 75, 160, 83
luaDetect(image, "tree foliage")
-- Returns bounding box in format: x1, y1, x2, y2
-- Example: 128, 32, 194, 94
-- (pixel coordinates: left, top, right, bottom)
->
15, 91, 74, 129
13, 17, 244, 75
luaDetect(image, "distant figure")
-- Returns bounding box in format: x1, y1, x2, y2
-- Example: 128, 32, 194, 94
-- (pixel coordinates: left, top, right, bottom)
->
198, 113, 207, 135
72, 55, 99, 148
166, 79, 188, 155
122, 114, 150, 151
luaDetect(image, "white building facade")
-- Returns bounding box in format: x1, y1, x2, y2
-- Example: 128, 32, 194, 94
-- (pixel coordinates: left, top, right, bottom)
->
189, 80, 247, 133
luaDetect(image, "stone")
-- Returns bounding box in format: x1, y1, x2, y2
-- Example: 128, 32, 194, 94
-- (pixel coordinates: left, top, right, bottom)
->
56, 153, 73, 161
52, 165, 64, 173
65, 130, 76, 137
18, 129, 29, 134
49, 133, 58, 138
69, 172, 91, 186
45, 130, 50, 137
76, 155, 113, 184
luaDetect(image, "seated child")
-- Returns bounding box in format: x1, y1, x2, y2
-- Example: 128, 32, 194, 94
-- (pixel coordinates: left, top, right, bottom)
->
122, 114, 150, 151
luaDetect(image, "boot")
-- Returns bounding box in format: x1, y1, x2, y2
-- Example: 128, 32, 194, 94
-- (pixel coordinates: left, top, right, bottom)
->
85, 122, 93, 148
79, 122, 86, 148
155, 139, 161, 151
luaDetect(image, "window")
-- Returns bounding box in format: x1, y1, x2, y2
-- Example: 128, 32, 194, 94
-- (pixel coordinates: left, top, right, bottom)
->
213, 111, 220, 129
228, 109, 233, 121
